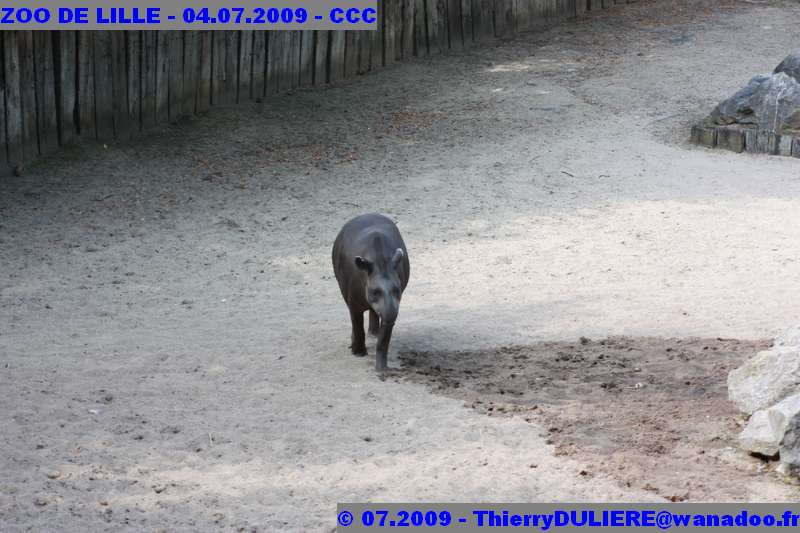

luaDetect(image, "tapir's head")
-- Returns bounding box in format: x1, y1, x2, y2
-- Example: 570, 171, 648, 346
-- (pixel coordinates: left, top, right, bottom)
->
354, 248, 404, 325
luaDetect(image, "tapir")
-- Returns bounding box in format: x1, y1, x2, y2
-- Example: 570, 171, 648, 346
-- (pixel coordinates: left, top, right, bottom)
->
332, 214, 410, 371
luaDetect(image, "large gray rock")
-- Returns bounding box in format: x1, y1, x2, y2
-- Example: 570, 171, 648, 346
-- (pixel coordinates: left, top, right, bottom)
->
709, 73, 800, 133
775, 52, 800, 84
727, 347, 800, 414
710, 75, 770, 127
739, 393, 800, 456
780, 408, 800, 477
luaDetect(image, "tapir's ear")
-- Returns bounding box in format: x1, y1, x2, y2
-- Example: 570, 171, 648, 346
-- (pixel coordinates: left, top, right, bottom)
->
354, 256, 373, 273
390, 248, 404, 269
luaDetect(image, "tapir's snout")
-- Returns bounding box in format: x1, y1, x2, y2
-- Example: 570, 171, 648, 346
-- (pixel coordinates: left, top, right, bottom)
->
378, 298, 399, 326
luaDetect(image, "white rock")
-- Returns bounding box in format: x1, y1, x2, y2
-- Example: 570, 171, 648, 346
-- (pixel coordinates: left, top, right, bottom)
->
739, 394, 800, 456
739, 410, 784, 456
775, 325, 800, 348
780, 397, 800, 477
727, 347, 800, 414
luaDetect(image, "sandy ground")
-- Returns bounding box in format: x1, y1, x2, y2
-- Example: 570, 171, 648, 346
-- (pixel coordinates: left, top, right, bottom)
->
3, 0, 800, 530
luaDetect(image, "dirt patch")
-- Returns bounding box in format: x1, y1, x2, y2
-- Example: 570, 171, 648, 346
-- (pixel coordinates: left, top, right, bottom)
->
399, 337, 798, 501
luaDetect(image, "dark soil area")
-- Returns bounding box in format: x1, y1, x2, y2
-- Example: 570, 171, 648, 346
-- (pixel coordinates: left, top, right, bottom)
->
398, 337, 794, 501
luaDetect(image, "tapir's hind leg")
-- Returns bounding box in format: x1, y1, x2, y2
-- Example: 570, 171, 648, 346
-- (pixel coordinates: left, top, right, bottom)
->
368, 310, 380, 336
349, 308, 367, 356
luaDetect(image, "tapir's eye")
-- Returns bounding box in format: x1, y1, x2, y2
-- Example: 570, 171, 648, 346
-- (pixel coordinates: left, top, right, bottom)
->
371, 289, 381, 299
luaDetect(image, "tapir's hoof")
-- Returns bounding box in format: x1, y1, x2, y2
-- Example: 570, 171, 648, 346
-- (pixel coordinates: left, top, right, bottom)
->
351, 347, 368, 357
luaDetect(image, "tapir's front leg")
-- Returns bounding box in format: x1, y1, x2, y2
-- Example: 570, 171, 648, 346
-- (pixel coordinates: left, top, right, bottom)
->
375, 322, 394, 371
349, 308, 367, 356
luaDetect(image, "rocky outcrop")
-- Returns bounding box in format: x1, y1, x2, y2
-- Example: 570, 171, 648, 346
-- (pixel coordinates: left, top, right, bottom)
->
775, 51, 800, 84
709, 72, 800, 134
779, 410, 800, 477
739, 394, 800, 457
727, 347, 800, 415
729, 325, 800, 480
694, 53, 800, 157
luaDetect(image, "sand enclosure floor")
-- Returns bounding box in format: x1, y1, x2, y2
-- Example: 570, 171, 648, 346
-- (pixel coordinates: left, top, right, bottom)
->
3, 0, 800, 531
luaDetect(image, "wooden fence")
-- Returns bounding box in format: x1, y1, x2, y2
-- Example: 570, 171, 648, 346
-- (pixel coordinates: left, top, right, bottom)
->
0, 0, 633, 174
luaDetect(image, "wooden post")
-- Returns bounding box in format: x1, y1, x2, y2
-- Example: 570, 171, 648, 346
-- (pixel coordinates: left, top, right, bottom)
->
299, 31, 315, 86
0, 33, 6, 169
478, 0, 493, 40
126, 31, 142, 135
252, 31, 267, 98
402, 0, 414, 58
357, 30, 371, 74
18, 31, 39, 158
288, 31, 300, 90
495, 0, 514, 36
345, 31, 358, 78
238, 31, 254, 101
516, 0, 531, 32
371, 1, 385, 65
426, 0, 440, 53
211, 31, 225, 104
93, 31, 115, 140
196, 31, 212, 111
168, 31, 183, 122
461, 0, 474, 45
384, 1, 396, 65
329, 31, 345, 83
414, 0, 428, 56
224, 31, 238, 102
142, 31, 157, 129
183, 31, 199, 115
0, 35, 8, 168
3, 31, 23, 169
266, 32, 281, 94
34, 31, 58, 155
54, 31, 77, 145
313, 31, 329, 86
155, 32, 170, 123
110, 31, 130, 140
448, 0, 463, 48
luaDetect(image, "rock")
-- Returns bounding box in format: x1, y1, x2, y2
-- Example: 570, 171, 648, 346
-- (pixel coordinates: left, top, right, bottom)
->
780, 407, 800, 477
758, 73, 800, 132
775, 52, 800, 84
739, 393, 800, 456
710, 75, 770, 127
45, 470, 61, 480
727, 347, 800, 414
739, 410, 784, 456
775, 324, 800, 348
709, 73, 800, 133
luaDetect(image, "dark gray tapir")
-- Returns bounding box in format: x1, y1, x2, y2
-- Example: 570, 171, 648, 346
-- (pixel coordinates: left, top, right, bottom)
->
332, 214, 410, 371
